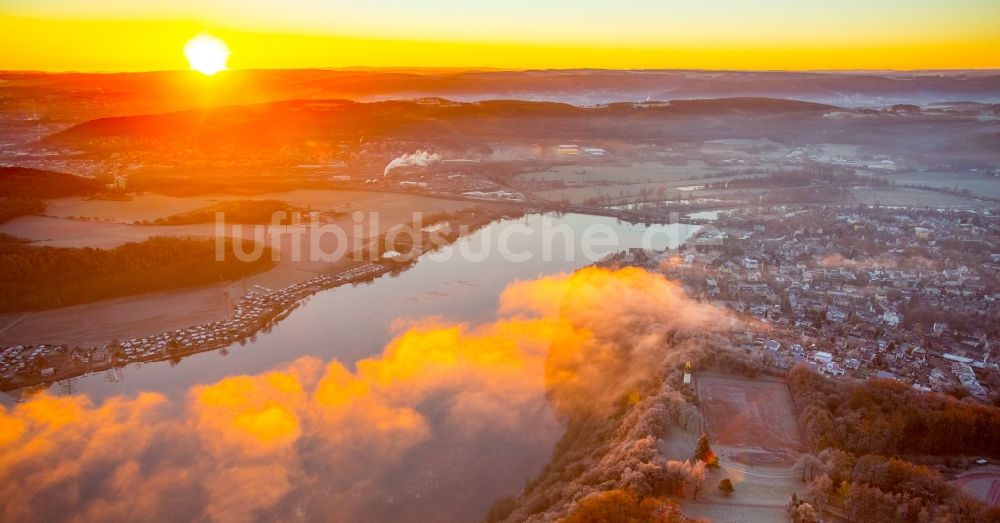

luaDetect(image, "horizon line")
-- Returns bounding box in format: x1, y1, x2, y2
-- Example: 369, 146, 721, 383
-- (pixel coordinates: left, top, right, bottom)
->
3, 66, 1000, 75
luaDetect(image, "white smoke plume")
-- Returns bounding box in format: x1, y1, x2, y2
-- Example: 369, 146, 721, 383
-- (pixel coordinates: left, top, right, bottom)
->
383, 150, 441, 177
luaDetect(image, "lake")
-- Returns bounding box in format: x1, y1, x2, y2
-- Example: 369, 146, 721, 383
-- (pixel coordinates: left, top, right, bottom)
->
43, 212, 698, 401
11, 212, 700, 522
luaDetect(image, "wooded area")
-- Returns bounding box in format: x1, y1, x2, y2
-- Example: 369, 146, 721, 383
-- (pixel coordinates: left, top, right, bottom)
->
789, 365, 1000, 457
788, 366, 1000, 522
0, 198, 45, 223
152, 199, 296, 225
0, 236, 273, 312
0, 167, 102, 198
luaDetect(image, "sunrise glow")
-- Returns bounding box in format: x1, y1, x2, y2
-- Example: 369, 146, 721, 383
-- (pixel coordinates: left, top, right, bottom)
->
0, 0, 998, 70
2, 1, 1000, 522
183, 34, 229, 75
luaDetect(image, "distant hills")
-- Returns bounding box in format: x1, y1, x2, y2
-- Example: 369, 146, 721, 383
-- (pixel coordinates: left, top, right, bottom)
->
649, 71, 1000, 106
2, 69, 999, 123
43, 95, 1000, 163
45, 97, 838, 151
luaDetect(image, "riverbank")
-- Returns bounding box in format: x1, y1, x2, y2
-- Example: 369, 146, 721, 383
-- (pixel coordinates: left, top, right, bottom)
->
0, 205, 517, 392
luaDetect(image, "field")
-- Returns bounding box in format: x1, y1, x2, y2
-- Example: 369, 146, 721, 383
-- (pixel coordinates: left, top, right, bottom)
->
531, 173, 758, 204
851, 187, 990, 209
886, 171, 1000, 199
517, 162, 721, 185
37, 189, 476, 225
44, 193, 230, 222
696, 374, 802, 466
0, 282, 232, 347
1, 190, 477, 249
0, 264, 326, 347
680, 374, 802, 522
955, 465, 1000, 507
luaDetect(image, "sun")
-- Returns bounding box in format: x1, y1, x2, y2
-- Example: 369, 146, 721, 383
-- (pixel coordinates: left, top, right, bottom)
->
184, 34, 230, 76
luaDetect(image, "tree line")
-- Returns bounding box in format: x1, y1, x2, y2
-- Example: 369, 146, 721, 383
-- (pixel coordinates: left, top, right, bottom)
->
789, 365, 1000, 457
0, 236, 273, 312
789, 365, 1000, 522
0, 198, 45, 224
703, 168, 890, 191
792, 447, 999, 522
152, 199, 296, 225
0, 167, 102, 198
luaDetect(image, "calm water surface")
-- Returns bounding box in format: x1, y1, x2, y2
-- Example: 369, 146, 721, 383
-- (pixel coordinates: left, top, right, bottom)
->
45, 213, 698, 401
10, 212, 699, 521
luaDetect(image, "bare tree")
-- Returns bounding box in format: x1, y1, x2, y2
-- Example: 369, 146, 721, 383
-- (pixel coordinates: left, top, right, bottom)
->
794, 453, 824, 483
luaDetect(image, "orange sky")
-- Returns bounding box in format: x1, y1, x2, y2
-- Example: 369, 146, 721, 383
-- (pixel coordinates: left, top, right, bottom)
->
1, 1, 999, 71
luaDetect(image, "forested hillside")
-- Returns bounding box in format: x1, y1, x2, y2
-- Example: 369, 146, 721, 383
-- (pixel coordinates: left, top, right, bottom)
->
790, 366, 1000, 457
0, 198, 44, 223
788, 366, 1000, 522
0, 167, 102, 198
0, 236, 273, 312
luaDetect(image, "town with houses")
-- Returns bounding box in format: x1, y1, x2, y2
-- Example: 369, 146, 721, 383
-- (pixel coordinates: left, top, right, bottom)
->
4, 202, 999, 404
613, 204, 1000, 402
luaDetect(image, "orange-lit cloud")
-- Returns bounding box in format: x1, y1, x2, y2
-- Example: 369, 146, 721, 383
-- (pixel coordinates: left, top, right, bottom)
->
0, 267, 730, 521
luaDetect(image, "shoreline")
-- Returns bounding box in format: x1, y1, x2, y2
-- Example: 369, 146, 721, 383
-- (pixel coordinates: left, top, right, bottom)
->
2, 202, 704, 395
0, 206, 517, 393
